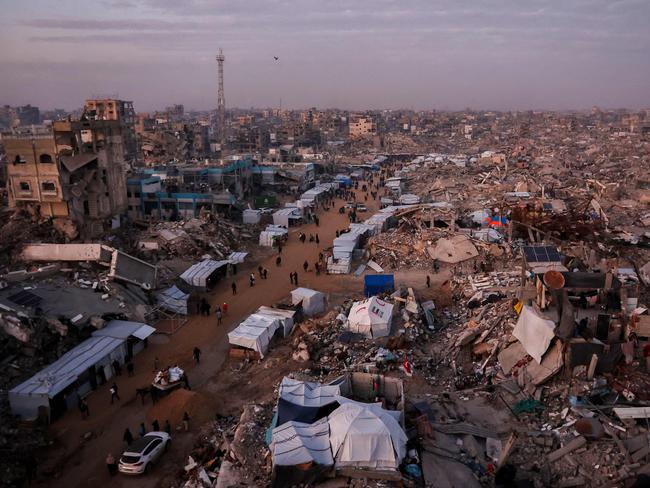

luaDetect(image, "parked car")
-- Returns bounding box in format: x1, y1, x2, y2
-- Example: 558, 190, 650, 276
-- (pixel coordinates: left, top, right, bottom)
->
118, 432, 171, 475
344, 201, 357, 209
356, 204, 368, 212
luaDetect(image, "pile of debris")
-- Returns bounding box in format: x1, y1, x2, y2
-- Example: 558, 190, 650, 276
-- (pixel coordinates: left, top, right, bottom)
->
143, 217, 253, 261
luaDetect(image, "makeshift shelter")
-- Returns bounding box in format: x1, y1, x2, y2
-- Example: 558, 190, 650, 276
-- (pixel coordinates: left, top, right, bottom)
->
227, 313, 282, 358
242, 209, 262, 225
363, 274, 395, 297
291, 288, 327, 316
513, 305, 556, 363
328, 402, 407, 470
256, 306, 296, 336
271, 418, 334, 487
277, 377, 341, 426
273, 208, 302, 227
259, 225, 288, 247
156, 285, 190, 315
346, 296, 394, 339
92, 320, 155, 357
9, 336, 125, 421
180, 259, 229, 290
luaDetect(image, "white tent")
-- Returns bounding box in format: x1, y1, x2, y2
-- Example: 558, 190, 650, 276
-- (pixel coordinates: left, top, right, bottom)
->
271, 417, 333, 467
180, 259, 229, 288
256, 306, 296, 336
328, 402, 407, 470
227, 313, 282, 357
346, 296, 394, 338
291, 288, 327, 316
273, 208, 302, 227
279, 377, 340, 407
259, 225, 288, 247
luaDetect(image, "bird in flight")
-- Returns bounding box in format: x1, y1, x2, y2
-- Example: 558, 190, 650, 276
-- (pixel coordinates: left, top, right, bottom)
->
273, 56, 279, 61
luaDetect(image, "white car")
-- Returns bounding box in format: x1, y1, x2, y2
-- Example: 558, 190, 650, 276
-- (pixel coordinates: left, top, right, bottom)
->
118, 432, 171, 475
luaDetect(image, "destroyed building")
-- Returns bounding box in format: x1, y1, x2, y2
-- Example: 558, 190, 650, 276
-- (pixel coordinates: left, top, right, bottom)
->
3, 118, 128, 238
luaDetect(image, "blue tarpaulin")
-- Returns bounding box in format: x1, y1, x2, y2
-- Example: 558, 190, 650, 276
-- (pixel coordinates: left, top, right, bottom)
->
364, 274, 395, 297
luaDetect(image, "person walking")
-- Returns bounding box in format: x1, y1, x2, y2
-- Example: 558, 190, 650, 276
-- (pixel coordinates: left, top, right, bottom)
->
222, 302, 228, 315
289, 272, 294, 284
106, 453, 117, 476
193, 347, 201, 364
199, 298, 208, 316
300, 233, 306, 244
258, 265, 263, 278
263, 268, 268, 280
426, 275, 431, 288
249, 273, 255, 287
123, 428, 134, 446
294, 272, 299, 286
79, 397, 89, 419
164, 419, 172, 435
315, 234, 320, 245
303, 261, 308, 272
278, 243, 283, 254
182, 372, 191, 390
110, 382, 120, 404
315, 262, 320, 275
231, 282, 237, 295
216, 307, 223, 326
112, 359, 122, 376
152, 419, 160, 432
182, 411, 190, 431
139, 422, 146, 437
126, 360, 134, 377
276, 256, 282, 267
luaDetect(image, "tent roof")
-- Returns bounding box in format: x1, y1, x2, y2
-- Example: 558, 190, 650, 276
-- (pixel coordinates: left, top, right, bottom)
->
328, 402, 407, 468
272, 418, 333, 467
227, 313, 281, 357
10, 336, 123, 398
291, 287, 324, 300
180, 259, 229, 286
279, 377, 340, 407
92, 320, 155, 341
348, 296, 394, 327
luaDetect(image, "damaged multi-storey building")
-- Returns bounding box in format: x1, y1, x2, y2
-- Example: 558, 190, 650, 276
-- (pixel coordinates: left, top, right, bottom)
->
3, 116, 128, 238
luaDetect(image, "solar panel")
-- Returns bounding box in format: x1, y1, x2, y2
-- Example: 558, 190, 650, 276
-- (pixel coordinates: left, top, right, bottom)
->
8, 290, 42, 307
523, 246, 561, 263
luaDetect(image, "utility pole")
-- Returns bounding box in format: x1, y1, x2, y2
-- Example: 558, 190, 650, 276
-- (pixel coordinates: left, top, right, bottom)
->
216, 48, 226, 151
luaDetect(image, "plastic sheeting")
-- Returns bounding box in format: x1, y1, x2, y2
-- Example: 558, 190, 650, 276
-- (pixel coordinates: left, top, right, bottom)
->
227, 313, 282, 357
513, 305, 556, 363
272, 418, 333, 466
291, 288, 326, 316
157, 285, 190, 315
346, 296, 393, 339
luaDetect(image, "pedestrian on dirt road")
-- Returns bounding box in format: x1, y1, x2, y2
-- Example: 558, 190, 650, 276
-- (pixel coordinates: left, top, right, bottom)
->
276, 256, 282, 267
433, 259, 440, 273
231, 282, 237, 295
216, 308, 222, 325
112, 359, 122, 376
258, 265, 263, 278
183, 411, 190, 431
278, 244, 283, 254
289, 272, 294, 284
106, 453, 117, 476
315, 262, 320, 275
79, 397, 89, 419
249, 274, 255, 287
303, 261, 308, 272
139, 422, 146, 437
316, 234, 320, 245
152, 419, 160, 432
294, 272, 299, 286
165, 420, 171, 435
300, 233, 306, 244
222, 302, 228, 315
426, 275, 431, 288
193, 347, 201, 363
263, 268, 268, 279
126, 360, 134, 377
319, 252, 324, 262
110, 382, 120, 404
199, 298, 208, 316
153, 356, 160, 372
123, 428, 134, 446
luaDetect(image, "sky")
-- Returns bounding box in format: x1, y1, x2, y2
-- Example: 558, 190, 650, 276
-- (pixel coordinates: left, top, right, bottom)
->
1, 0, 649, 112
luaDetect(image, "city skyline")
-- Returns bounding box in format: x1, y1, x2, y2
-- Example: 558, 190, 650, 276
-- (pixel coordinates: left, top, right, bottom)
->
1, 0, 649, 112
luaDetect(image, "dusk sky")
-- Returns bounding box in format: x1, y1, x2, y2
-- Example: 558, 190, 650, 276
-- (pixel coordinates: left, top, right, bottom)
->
1, 0, 649, 112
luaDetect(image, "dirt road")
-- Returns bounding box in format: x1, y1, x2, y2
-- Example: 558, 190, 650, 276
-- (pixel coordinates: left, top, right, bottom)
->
38, 185, 442, 488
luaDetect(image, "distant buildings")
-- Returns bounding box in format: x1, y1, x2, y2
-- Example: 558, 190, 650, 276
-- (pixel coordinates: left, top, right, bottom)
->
0, 104, 41, 129
349, 115, 376, 139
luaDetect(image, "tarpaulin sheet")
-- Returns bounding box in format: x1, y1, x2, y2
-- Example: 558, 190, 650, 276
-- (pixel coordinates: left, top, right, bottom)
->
513, 305, 556, 364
